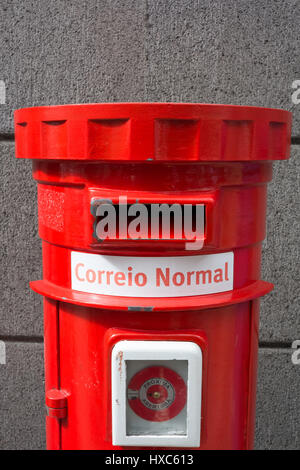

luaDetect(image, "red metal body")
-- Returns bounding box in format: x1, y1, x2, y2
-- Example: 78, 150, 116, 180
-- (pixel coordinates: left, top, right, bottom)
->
15, 103, 291, 450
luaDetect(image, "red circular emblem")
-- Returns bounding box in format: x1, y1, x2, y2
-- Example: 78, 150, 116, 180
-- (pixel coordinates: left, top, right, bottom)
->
127, 366, 187, 422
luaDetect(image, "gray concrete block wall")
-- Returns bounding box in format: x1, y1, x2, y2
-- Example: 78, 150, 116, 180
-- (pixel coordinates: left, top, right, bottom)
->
0, 0, 299, 450
255, 348, 300, 450
0, 342, 45, 450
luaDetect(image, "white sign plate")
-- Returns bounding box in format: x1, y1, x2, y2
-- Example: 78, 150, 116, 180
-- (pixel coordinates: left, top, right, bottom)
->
71, 251, 233, 298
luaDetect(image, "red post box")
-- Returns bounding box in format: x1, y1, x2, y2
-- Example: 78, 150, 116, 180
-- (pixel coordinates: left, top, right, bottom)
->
15, 103, 291, 450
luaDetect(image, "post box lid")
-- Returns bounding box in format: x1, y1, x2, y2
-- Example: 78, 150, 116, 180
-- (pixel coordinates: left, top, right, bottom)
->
14, 103, 291, 161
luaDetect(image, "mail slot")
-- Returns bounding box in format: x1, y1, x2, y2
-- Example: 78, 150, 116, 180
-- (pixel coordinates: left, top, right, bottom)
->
91, 199, 206, 242
14, 103, 291, 450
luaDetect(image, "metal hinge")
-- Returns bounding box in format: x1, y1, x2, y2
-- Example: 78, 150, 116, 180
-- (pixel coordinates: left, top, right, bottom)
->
46, 389, 68, 419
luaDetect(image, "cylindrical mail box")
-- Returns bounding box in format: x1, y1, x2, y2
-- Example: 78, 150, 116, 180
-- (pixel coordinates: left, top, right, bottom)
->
15, 103, 291, 450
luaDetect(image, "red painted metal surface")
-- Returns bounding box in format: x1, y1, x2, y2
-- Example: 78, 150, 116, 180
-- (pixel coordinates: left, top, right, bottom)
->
15, 103, 290, 161
14, 103, 291, 450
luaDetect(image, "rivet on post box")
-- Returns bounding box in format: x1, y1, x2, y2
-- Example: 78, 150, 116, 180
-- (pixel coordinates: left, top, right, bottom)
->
14, 103, 291, 450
